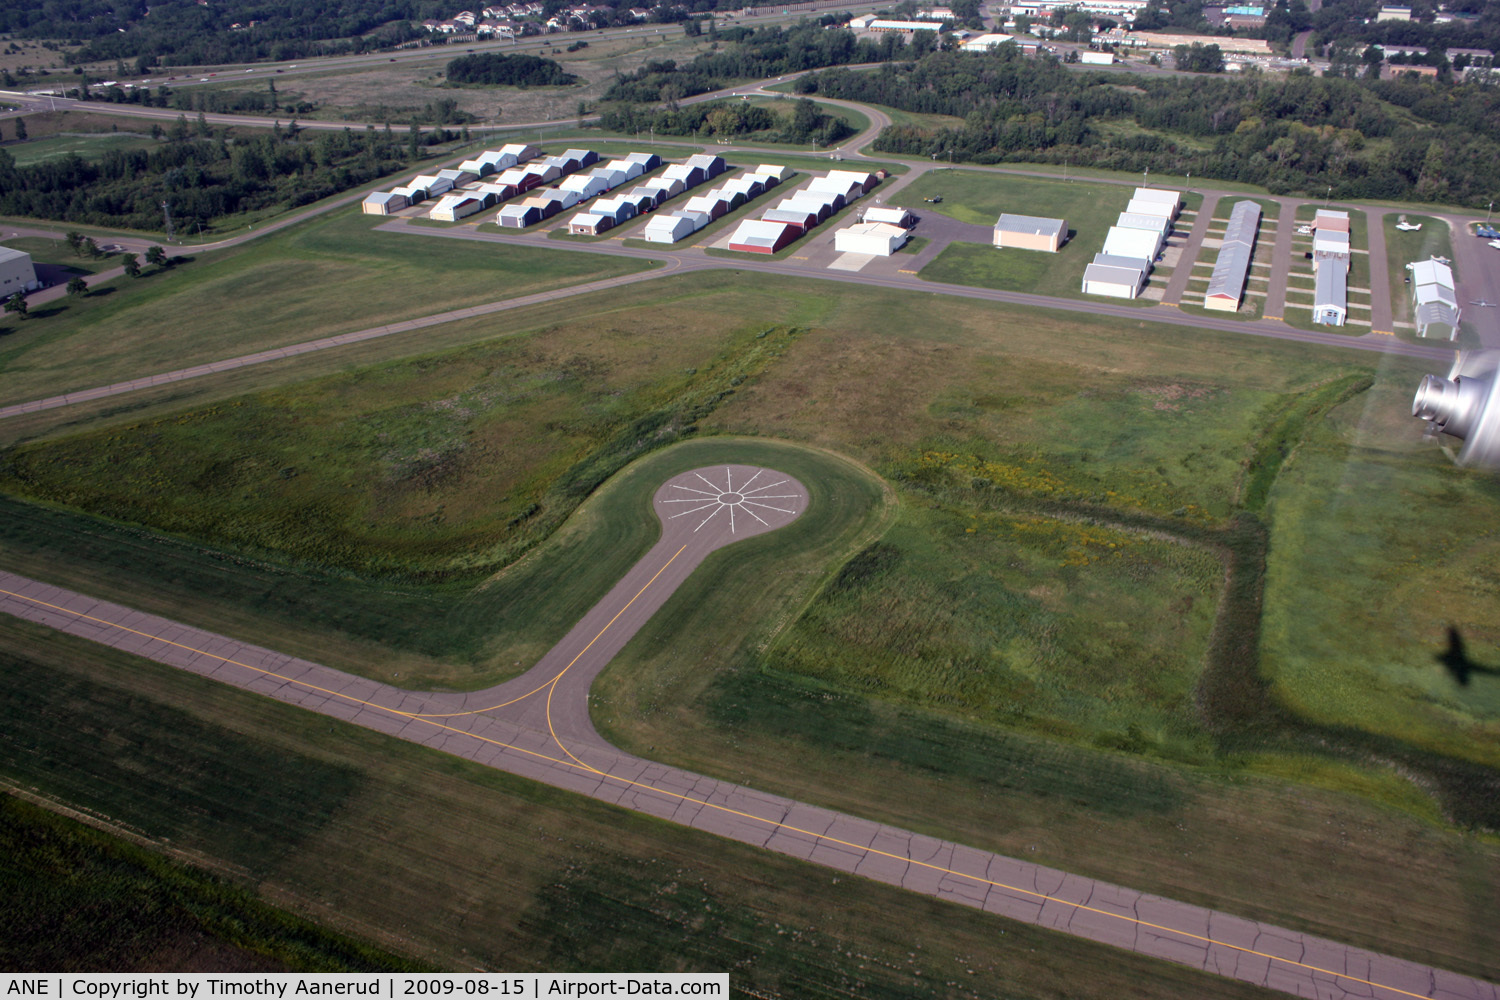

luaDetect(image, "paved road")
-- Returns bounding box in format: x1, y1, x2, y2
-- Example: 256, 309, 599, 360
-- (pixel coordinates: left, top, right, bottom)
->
1264, 200, 1299, 321
1365, 206, 1396, 334
0, 468, 1493, 1000
1164, 192, 1219, 306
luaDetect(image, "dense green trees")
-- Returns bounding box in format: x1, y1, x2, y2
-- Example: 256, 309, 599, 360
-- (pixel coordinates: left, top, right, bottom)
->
597, 97, 851, 145
445, 53, 578, 87
800, 47, 1500, 206
0, 125, 414, 233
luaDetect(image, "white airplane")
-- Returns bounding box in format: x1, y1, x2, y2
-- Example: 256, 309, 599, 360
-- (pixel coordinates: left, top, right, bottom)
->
1396, 220, 1422, 231
1489, 239, 1500, 250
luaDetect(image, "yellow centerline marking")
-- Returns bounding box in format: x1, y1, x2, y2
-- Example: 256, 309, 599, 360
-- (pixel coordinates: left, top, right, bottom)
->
0, 579, 1448, 999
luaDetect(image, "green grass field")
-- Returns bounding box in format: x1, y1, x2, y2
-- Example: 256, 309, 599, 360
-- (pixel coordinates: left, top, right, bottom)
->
5, 131, 157, 167
0, 209, 654, 404
909, 170, 1199, 302
0, 796, 423, 972
0, 235, 124, 276
2, 270, 1499, 981
0, 618, 1287, 997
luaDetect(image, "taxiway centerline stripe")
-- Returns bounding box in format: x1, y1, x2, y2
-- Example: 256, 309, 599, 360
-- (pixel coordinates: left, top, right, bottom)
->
0, 580, 1456, 999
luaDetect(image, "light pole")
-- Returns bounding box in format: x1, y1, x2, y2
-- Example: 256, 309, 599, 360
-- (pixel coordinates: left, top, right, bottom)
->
1325, 184, 1332, 205
1488, 200, 1494, 224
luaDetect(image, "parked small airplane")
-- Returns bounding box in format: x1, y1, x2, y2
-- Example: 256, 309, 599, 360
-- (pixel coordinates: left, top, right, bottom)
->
1395, 218, 1422, 231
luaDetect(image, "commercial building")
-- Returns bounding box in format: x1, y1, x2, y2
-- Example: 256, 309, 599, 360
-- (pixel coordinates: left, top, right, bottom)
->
728, 219, 797, 254
1203, 200, 1262, 312
835, 221, 909, 256
0, 246, 40, 296
867, 19, 944, 32
1410, 257, 1461, 339
1081, 50, 1115, 65
994, 213, 1066, 252
961, 32, 1014, 51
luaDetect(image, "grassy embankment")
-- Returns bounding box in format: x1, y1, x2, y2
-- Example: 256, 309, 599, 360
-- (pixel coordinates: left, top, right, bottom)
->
1, 267, 1497, 979
911, 169, 1201, 303
0, 209, 654, 405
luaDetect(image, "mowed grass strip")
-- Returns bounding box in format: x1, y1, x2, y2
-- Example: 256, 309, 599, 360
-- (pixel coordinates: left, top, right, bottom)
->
0, 619, 1287, 998
0, 208, 655, 403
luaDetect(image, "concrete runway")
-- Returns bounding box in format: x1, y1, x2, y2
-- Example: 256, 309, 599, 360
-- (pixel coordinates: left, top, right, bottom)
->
0, 463, 1494, 1000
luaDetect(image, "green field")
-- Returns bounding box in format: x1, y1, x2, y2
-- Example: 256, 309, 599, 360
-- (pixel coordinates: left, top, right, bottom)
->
909, 170, 1200, 301
0, 795, 422, 972
0, 235, 125, 276
1, 269, 1499, 981
0, 618, 1286, 997
0, 209, 655, 404
5, 130, 158, 167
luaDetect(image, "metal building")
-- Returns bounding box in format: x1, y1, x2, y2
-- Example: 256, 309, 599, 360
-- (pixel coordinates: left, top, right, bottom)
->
1203, 200, 1262, 312
0, 246, 40, 296
993, 213, 1065, 252
1410, 257, 1461, 339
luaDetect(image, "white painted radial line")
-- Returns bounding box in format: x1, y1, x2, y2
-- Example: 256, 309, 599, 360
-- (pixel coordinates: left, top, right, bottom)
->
670, 484, 719, 497
661, 496, 725, 503
743, 500, 795, 514
694, 504, 728, 532
742, 478, 789, 495
667, 500, 719, 519
737, 503, 769, 527
740, 493, 799, 500
724, 466, 734, 494
694, 471, 724, 493
738, 468, 766, 493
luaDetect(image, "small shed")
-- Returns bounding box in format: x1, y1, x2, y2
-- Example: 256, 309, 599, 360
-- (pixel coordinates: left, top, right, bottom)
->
391, 185, 425, 204
569, 212, 614, 235
835, 221, 909, 256
497, 203, 543, 228
994, 213, 1066, 252
619, 187, 659, 213
647, 176, 687, 200
547, 153, 582, 176
413, 175, 453, 197
436, 168, 477, 186
523, 163, 562, 186
728, 219, 796, 254
481, 150, 519, 170
606, 159, 644, 181
641, 213, 698, 243
592, 166, 629, 191
756, 164, 792, 182
684, 194, 730, 220
460, 158, 497, 177
362, 191, 409, 215
563, 148, 600, 168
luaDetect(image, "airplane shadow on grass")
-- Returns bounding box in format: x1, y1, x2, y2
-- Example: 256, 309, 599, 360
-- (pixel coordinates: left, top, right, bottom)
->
1438, 626, 1500, 686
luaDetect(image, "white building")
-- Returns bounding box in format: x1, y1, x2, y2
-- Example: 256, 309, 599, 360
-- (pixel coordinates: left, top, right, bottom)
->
1131, 187, 1180, 217
961, 33, 1014, 51
835, 221, 909, 256
1101, 224, 1160, 263
994, 213, 1066, 252
1203, 200, 1261, 312
1081, 50, 1115, 64
362, 191, 409, 215
428, 193, 485, 221
641, 213, 699, 243
1410, 257, 1461, 339
0, 246, 40, 296
864, 206, 913, 227
1083, 254, 1147, 298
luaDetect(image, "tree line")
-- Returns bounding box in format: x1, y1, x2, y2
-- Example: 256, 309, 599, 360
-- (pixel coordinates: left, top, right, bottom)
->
0, 121, 420, 233
597, 96, 853, 145
796, 46, 1500, 207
